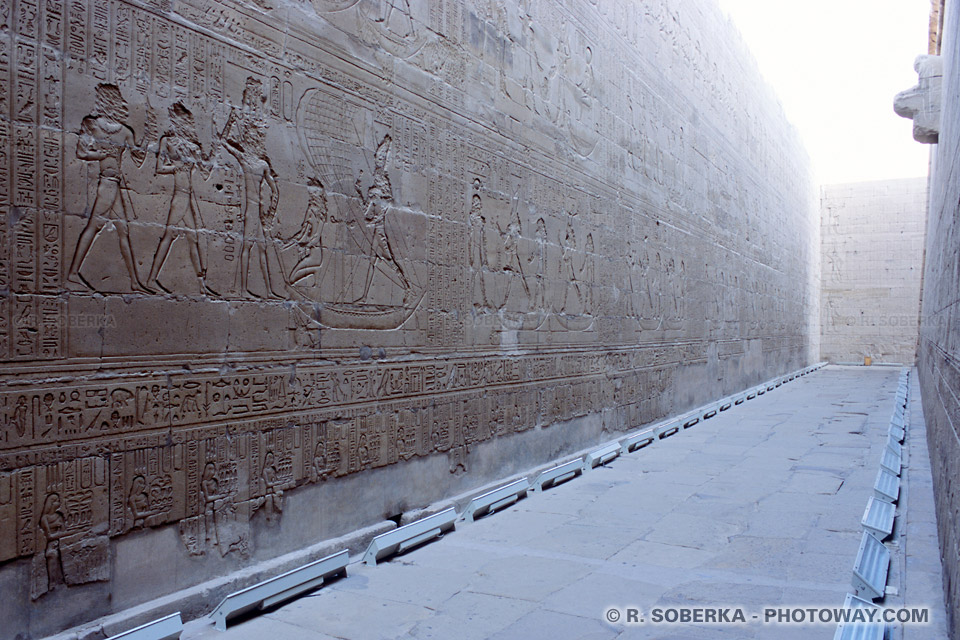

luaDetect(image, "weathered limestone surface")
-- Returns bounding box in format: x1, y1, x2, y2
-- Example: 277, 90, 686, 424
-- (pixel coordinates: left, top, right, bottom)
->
820, 178, 927, 365
917, 0, 960, 637
0, 0, 818, 636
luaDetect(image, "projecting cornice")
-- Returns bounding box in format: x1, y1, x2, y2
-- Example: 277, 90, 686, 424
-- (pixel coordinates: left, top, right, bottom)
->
894, 54, 943, 144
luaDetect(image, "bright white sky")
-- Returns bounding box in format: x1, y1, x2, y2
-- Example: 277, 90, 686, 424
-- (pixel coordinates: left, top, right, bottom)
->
716, 0, 931, 185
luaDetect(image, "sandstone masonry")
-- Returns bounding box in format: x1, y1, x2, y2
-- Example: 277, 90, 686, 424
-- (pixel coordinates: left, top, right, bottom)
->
0, 0, 819, 636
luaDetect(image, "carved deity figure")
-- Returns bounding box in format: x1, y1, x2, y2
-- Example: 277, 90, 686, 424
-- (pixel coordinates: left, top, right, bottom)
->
826, 246, 843, 284
500, 187, 533, 309
257, 452, 283, 525
502, 188, 525, 277
583, 233, 595, 312
470, 182, 519, 312
314, 437, 341, 480
826, 296, 843, 327
665, 256, 685, 327
559, 219, 584, 314
39, 493, 66, 590
519, 0, 563, 121
640, 249, 663, 329
128, 475, 151, 529
525, 217, 547, 311
562, 40, 600, 156
147, 103, 218, 296
67, 83, 153, 293
469, 191, 486, 270
196, 461, 248, 557
285, 178, 327, 286
221, 78, 283, 299
201, 462, 223, 548
571, 45, 595, 121
352, 134, 411, 301
469, 189, 490, 310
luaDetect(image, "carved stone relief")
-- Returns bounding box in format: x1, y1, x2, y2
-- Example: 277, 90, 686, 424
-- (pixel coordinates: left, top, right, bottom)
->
0, 0, 817, 635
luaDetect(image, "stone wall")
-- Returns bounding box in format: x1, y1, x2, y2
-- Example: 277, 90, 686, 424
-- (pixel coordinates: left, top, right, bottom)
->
0, 0, 819, 636
820, 178, 927, 365
918, 0, 960, 637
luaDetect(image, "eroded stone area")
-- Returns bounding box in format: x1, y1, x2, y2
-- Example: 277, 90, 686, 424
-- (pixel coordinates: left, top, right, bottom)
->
0, 0, 818, 635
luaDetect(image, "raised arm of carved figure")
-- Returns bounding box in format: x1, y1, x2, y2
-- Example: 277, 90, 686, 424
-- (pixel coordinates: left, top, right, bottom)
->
222, 137, 242, 162
76, 117, 107, 161
155, 135, 175, 175
196, 152, 215, 181
129, 104, 159, 168
219, 107, 239, 146
511, 185, 522, 226
267, 165, 280, 213
354, 170, 368, 206
259, 163, 280, 226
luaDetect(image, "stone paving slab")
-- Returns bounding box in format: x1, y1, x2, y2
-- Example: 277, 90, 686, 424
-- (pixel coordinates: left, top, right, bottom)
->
182, 366, 948, 640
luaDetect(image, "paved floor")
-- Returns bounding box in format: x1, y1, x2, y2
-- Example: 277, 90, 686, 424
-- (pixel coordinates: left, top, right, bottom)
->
182, 366, 948, 640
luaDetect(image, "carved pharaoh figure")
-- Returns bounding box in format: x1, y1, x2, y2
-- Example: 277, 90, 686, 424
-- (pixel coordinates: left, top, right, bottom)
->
222, 88, 283, 299
67, 83, 154, 293
502, 188, 524, 276
469, 190, 488, 309
469, 183, 512, 312
501, 187, 532, 308
558, 219, 584, 315
146, 103, 219, 296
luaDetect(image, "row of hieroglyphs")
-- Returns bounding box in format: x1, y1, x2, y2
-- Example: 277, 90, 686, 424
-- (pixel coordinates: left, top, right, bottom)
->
0, 0, 811, 360
0, 332, 807, 460
0, 363, 678, 598
0, 343, 724, 454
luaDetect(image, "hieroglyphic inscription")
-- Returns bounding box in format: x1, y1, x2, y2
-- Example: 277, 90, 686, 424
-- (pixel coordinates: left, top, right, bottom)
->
0, 344, 712, 461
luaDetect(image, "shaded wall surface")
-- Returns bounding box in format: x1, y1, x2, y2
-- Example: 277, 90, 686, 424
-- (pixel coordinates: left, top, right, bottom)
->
820, 178, 927, 365
0, 0, 818, 636
920, 1, 960, 637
